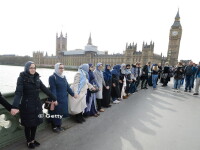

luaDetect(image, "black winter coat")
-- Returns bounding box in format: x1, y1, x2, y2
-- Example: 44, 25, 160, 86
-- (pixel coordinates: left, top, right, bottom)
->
13, 72, 56, 127
111, 74, 120, 98
174, 67, 184, 80
141, 65, 149, 79
163, 66, 170, 81
119, 70, 125, 82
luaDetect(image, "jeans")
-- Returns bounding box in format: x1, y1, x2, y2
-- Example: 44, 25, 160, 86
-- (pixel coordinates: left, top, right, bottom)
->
135, 77, 140, 87
152, 74, 158, 88
129, 82, 136, 93
185, 75, 193, 91
180, 78, 184, 85
174, 79, 181, 89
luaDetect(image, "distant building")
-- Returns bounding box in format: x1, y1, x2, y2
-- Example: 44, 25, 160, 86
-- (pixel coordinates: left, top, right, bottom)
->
33, 10, 181, 67
180, 60, 191, 65
33, 33, 162, 67
2, 54, 15, 56
0, 55, 32, 66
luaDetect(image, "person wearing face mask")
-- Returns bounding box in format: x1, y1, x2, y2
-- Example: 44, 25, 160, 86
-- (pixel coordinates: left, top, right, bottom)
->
0, 92, 12, 111
124, 64, 132, 98
102, 64, 112, 108
11, 61, 57, 149
93, 63, 108, 112
68, 64, 95, 123
49, 63, 77, 132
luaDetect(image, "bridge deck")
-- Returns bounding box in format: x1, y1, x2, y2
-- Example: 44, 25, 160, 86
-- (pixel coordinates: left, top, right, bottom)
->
2, 81, 200, 150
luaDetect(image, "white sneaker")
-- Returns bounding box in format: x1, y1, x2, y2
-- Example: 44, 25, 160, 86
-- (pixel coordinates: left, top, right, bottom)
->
177, 89, 180, 93
113, 100, 120, 104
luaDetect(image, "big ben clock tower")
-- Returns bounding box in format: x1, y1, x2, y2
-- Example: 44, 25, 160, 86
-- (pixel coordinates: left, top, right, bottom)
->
167, 9, 182, 66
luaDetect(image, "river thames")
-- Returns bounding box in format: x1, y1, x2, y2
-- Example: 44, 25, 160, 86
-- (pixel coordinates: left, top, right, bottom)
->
0, 65, 77, 94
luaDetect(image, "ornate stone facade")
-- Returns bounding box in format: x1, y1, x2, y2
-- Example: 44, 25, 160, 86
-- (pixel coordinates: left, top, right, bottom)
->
33, 10, 181, 68
33, 36, 162, 68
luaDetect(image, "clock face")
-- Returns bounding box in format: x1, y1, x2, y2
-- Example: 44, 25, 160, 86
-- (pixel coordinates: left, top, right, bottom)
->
172, 31, 178, 36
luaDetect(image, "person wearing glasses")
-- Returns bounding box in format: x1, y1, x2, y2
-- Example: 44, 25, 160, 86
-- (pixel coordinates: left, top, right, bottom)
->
11, 61, 57, 149
49, 63, 77, 132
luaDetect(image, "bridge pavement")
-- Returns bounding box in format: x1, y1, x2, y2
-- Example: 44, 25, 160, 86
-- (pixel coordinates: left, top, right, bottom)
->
2, 81, 200, 150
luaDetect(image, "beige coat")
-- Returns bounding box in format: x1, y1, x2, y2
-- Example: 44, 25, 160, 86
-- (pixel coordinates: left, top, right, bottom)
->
68, 72, 93, 115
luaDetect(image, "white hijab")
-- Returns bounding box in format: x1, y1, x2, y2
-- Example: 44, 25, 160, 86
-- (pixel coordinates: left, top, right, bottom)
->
54, 63, 65, 78
121, 63, 126, 74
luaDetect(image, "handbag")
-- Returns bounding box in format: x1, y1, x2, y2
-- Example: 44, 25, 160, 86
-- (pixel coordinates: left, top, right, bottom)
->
90, 85, 99, 93
161, 73, 168, 79
44, 99, 51, 109
44, 99, 56, 110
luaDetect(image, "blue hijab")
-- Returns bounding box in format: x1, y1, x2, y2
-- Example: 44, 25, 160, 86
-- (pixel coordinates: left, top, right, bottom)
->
77, 64, 89, 94
24, 61, 35, 74
103, 64, 112, 82
111, 64, 121, 77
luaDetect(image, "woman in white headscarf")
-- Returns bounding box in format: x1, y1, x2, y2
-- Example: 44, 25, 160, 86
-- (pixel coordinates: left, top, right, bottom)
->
49, 63, 76, 132
68, 64, 95, 123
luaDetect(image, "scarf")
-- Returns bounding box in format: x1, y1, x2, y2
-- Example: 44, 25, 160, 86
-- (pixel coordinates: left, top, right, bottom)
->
121, 63, 126, 74
77, 64, 89, 94
111, 64, 121, 77
54, 63, 65, 78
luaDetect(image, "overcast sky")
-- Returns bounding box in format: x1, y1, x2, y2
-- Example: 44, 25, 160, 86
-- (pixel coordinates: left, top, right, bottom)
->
0, 0, 199, 63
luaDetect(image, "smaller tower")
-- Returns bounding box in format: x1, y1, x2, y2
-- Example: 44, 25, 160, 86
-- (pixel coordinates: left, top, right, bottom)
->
56, 31, 67, 56
141, 41, 154, 65
125, 42, 137, 64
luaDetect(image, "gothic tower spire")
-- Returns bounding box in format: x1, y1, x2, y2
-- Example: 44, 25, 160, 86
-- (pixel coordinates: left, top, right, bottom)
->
87, 33, 92, 45
175, 9, 180, 20
172, 9, 181, 28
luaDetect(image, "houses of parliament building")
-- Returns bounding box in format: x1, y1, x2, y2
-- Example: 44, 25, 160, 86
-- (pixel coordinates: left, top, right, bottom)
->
33, 10, 182, 68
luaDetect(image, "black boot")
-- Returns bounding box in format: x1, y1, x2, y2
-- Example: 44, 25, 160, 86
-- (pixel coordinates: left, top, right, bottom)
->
79, 113, 86, 122
33, 140, 40, 147
75, 114, 83, 123
27, 142, 35, 149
